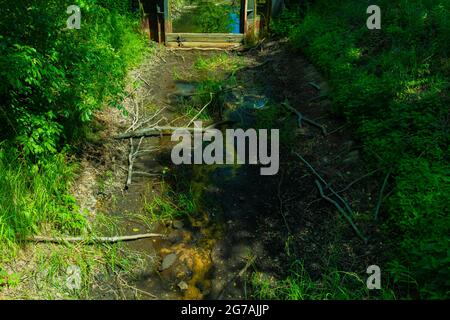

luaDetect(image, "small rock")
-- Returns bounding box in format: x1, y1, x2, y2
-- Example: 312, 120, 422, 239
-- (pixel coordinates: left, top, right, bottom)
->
177, 281, 189, 291
167, 231, 183, 243
160, 253, 177, 271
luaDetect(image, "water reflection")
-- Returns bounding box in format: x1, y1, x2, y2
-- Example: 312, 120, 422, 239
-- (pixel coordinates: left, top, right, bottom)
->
173, 0, 241, 34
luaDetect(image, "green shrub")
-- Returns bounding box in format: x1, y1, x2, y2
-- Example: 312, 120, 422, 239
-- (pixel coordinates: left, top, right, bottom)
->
0, 0, 148, 157
0, 147, 85, 242
0, 1, 149, 241
277, 0, 450, 298
194, 2, 234, 33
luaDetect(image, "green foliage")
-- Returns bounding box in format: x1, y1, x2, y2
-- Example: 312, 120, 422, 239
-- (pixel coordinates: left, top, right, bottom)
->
252, 261, 395, 300
0, 1, 148, 242
194, 53, 243, 74
278, 0, 450, 298
270, 6, 303, 37
194, 2, 234, 33
255, 102, 296, 149
0, 0, 148, 158
0, 148, 85, 242
0, 269, 20, 288
145, 184, 197, 222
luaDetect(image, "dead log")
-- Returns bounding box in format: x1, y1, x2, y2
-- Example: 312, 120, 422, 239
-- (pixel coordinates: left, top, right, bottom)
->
115, 122, 234, 140
26, 233, 165, 244
115, 126, 206, 139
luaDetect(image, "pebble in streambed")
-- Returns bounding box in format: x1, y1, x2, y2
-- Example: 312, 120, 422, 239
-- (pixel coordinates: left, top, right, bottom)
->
155, 215, 218, 300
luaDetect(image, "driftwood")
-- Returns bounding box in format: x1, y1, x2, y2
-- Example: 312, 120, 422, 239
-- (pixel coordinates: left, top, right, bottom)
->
26, 233, 165, 244
282, 102, 327, 135
115, 122, 231, 140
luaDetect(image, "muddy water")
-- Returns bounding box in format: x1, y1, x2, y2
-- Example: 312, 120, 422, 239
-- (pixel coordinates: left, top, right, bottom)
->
102, 72, 276, 299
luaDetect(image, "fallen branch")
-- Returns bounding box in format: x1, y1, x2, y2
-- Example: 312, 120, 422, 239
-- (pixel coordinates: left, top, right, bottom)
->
293, 152, 354, 217
315, 180, 367, 243
157, 53, 167, 64
26, 233, 165, 244
326, 123, 348, 136
374, 171, 391, 220
116, 273, 158, 299
308, 82, 321, 91
186, 93, 213, 127
308, 93, 329, 103
133, 171, 162, 177
115, 122, 229, 139
136, 74, 152, 89
116, 126, 205, 139
238, 38, 266, 53
126, 137, 136, 187
246, 59, 273, 69
218, 255, 256, 300
277, 172, 291, 233
137, 107, 167, 130
282, 102, 327, 135
170, 50, 186, 62
338, 168, 382, 193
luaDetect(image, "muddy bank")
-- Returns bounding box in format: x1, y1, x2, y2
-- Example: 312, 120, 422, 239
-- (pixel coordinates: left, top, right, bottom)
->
74, 42, 383, 300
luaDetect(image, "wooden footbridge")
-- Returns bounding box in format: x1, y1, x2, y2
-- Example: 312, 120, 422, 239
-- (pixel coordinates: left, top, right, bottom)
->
139, 0, 278, 48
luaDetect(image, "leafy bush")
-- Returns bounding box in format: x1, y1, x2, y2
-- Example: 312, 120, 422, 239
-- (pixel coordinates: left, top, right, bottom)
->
194, 2, 234, 33
0, 147, 85, 242
0, 0, 148, 158
0, 1, 148, 241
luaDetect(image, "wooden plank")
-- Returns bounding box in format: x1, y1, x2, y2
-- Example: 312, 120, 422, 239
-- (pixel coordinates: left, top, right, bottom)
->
166, 33, 244, 43
165, 41, 243, 49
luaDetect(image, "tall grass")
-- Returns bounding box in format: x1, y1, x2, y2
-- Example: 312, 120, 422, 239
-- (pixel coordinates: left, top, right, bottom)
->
0, 148, 85, 243
0, 1, 150, 243
252, 261, 395, 300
